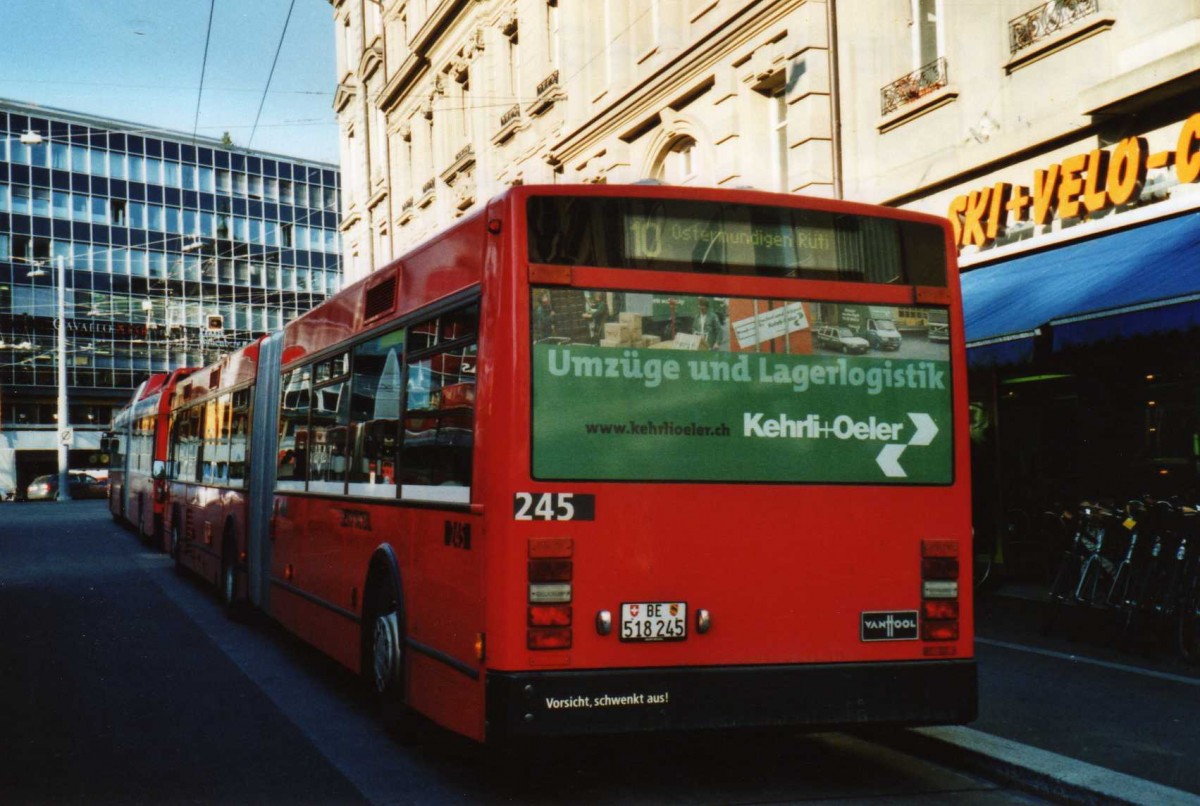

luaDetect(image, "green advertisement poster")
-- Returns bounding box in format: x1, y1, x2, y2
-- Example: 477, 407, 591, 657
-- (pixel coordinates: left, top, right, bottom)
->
530, 289, 954, 484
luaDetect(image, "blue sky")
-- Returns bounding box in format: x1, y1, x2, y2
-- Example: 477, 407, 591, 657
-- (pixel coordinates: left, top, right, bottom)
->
0, 0, 340, 164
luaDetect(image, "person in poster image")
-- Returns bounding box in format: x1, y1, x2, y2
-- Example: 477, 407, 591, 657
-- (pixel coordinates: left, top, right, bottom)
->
694, 297, 724, 350
582, 291, 609, 344
533, 292, 557, 341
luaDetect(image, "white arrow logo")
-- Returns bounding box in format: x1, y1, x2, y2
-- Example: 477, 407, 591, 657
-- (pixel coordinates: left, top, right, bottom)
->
876, 413, 939, 478
877, 444, 907, 478
908, 413, 938, 446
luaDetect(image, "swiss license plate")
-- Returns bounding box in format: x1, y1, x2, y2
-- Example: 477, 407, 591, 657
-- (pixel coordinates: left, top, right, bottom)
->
620, 602, 687, 642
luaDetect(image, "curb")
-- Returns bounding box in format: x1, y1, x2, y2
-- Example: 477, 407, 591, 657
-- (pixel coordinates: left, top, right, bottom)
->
869, 725, 1200, 805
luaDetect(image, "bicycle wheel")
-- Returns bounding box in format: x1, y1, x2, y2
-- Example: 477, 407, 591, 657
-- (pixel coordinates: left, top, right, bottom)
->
1076, 558, 1105, 606
973, 528, 995, 590
1177, 581, 1200, 664
974, 548, 994, 589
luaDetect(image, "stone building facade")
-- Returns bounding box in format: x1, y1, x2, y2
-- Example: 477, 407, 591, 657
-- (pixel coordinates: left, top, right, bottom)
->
329, 0, 837, 281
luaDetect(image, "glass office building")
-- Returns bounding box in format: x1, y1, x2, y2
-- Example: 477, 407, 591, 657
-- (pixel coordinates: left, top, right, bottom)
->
0, 98, 341, 496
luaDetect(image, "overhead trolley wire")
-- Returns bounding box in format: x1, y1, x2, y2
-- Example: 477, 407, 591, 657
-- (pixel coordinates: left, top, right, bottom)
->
248, 0, 297, 150
191, 0, 217, 145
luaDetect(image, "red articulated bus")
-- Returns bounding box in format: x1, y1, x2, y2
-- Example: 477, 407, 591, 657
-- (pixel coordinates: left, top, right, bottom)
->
163, 341, 261, 613
155, 184, 975, 745
106, 367, 196, 547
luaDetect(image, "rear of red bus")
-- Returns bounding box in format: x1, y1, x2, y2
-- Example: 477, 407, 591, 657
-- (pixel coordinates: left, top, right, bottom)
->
480, 186, 975, 740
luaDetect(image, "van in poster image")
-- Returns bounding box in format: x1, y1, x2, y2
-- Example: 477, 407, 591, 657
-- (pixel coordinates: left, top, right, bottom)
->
865, 318, 903, 351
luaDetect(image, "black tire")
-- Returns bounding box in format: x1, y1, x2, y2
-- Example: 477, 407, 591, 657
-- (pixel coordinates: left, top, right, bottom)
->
1177, 583, 1200, 664
363, 574, 417, 739
220, 532, 248, 621
171, 519, 184, 576
137, 495, 148, 544
1077, 560, 1103, 606
973, 548, 994, 591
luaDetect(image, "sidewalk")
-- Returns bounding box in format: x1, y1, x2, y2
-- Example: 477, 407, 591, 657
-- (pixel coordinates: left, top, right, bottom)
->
957, 579, 1200, 800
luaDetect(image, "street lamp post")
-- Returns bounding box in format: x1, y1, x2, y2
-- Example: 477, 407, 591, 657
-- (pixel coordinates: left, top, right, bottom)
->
29, 255, 71, 501
8, 129, 72, 501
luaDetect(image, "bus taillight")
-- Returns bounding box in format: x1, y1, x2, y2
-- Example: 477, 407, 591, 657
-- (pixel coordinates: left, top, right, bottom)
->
528, 538, 573, 649
528, 605, 572, 626
920, 539, 959, 641
527, 627, 572, 649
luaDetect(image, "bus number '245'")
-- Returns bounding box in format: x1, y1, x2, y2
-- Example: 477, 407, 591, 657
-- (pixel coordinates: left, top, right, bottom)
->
513, 492, 596, 521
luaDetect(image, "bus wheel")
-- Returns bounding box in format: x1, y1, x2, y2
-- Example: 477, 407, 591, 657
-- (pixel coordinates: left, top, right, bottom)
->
137, 495, 149, 543
365, 580, 416, 738
171, 520, 184, 576
221, 533, 247, 621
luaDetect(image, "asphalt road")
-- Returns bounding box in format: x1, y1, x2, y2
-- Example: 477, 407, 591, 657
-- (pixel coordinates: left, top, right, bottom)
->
6, 499, 1177, 805
974, 591, 1200, 796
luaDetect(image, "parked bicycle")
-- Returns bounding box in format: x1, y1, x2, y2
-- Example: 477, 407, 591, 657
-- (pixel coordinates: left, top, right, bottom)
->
1043, 494, 1200, 664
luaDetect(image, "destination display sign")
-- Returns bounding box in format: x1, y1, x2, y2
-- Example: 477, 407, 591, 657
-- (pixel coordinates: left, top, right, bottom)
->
525, 196, 948, 286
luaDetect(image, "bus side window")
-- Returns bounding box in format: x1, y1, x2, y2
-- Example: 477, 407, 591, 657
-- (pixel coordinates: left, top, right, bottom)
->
228, 387, 252, 488
201, 398, 220, 484
308, 379, 348, 493
399, 309, 477, 504
346, 329, 403, 497
277, 368, 311, 491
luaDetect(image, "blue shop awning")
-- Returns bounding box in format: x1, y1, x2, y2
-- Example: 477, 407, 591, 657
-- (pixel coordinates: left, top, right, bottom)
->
962, 211, 1200, 367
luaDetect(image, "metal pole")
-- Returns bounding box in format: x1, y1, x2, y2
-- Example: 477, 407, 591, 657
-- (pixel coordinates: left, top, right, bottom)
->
57, 254, 71, 501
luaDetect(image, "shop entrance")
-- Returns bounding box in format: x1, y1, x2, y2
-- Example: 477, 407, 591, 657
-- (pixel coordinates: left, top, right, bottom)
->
969, 331, 1200, 584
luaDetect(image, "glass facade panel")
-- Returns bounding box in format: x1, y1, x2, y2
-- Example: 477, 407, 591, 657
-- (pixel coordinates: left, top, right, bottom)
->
32, 187, 50, 217
70, 145, 88, 172
1, 99, 340, 437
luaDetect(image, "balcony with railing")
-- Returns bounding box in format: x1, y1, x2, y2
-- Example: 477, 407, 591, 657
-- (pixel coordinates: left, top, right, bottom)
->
1006, 0, 1112, 73
441, 143, 476, 184
417, 177, 436, 208
1010, 0, 1100, 54
527, 69, 566, 117
880, 57, 950, 117
493, 103, 525, 146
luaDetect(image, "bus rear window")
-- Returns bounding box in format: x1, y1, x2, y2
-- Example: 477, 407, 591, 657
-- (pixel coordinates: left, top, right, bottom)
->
530, 287, 954, 485
527, 196, 947, 286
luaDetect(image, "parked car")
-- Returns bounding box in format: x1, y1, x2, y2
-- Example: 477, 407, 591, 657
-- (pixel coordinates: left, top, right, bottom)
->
864, 318, 903, 351
25, 472, 109, 501
815, 325, 870, 354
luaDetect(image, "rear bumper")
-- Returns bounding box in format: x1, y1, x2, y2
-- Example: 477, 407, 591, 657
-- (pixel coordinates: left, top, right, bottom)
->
486, 659, 976, 741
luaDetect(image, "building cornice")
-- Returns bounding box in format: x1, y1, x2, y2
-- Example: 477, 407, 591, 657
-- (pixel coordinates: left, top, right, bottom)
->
379, 53, 430, 112
377, 0, 472, 112
359, 43, 385, 81
550, 0, 806, 167
0, 96, 338, 168
333, 81, 358, 114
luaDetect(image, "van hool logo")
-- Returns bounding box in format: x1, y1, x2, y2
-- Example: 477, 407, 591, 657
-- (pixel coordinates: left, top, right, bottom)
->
861, 610, 919, 641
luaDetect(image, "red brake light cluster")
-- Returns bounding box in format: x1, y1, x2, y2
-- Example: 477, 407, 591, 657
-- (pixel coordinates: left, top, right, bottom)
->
528, 537, 573, 650
921, 538, 960, 643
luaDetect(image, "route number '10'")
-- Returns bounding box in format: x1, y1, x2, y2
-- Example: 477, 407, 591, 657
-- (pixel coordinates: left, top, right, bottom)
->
513, 492, 596, 521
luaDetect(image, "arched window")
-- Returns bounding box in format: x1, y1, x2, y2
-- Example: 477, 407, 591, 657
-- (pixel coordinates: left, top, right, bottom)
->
653, 136, 701, 185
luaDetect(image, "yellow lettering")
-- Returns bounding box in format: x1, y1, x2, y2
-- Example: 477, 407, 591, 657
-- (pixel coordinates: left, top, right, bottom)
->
986, 183, 1012, 241
961, 188, 992, 247
1176, 112, 1200, 185
1005, 185, 1033, 221
1082, 149, 1110, 213
1057, 153, 1088, 220
1107, 136, 1148, 206
947, 195, 968, 246
1032, 164, 1061, 225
